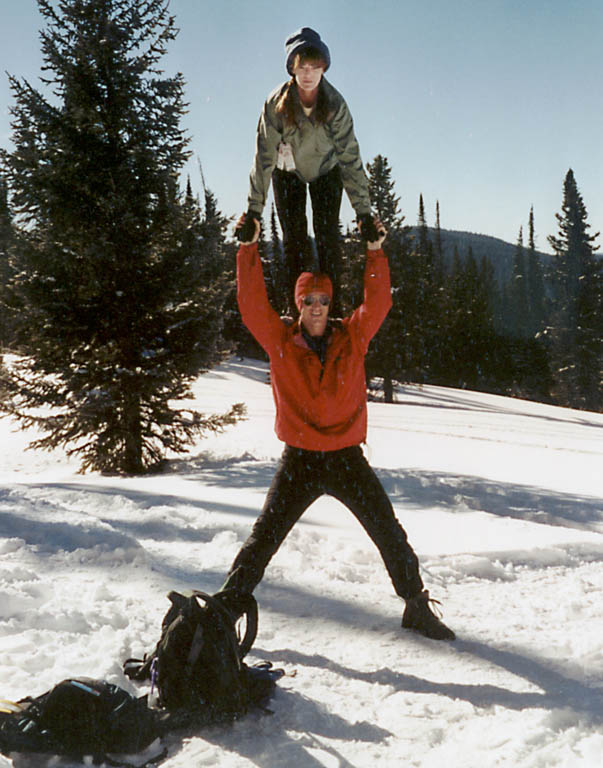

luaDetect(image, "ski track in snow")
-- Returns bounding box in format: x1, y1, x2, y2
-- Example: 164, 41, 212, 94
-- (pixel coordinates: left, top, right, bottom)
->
1, 357, 603, 767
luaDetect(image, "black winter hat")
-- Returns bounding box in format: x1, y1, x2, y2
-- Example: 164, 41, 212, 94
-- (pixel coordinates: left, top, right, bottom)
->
285, 27, 331, 75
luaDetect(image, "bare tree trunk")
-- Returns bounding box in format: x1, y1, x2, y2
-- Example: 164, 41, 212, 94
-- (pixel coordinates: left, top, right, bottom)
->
123, 391, 143, 474
383, 375, 394, 404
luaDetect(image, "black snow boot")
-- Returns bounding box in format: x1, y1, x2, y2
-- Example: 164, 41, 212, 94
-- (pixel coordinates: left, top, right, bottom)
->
402, 590, 455, 641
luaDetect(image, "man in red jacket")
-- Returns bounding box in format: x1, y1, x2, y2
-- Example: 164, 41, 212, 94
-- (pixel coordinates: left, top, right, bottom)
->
221, 215, 455, 640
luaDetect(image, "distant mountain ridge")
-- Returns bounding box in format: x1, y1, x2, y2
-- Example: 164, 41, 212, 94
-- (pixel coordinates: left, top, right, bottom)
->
411, 227, 552, 285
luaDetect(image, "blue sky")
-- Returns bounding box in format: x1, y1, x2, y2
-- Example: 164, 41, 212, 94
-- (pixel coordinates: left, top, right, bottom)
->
1, 0, 601, 253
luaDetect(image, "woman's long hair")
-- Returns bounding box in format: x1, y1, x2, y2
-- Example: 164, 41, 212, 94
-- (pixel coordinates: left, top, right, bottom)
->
276, 49, 331, 127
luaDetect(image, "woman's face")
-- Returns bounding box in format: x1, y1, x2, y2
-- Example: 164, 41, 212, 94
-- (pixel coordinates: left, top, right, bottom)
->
293, 60, 325, 93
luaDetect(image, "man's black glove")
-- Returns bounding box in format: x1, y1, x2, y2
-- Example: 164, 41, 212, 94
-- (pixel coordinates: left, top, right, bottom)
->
358, 214, 379, 242
237, 210, 259, 242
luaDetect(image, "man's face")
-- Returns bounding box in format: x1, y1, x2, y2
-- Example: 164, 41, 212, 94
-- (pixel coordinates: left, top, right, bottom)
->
299, 292, 330, 337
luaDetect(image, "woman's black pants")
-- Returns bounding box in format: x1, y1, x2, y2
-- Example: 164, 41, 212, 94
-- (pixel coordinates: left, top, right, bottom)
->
272, 165, 343, 313
224, 446, 424, 601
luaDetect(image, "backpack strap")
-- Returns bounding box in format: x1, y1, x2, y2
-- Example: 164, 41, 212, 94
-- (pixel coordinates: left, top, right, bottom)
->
185, 624, 205, 673
189, 591, 258, 660
204, 589, 258, 659
122, 589, 259, 683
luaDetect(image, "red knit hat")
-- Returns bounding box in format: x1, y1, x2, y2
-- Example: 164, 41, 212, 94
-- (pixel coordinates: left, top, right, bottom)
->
294, 272, 333, 309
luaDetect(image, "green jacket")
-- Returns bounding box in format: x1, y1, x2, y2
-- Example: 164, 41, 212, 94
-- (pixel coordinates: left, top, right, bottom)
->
247, 78, 371, 217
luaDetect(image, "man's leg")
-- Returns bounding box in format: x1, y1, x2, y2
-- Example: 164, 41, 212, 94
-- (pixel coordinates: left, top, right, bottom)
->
324, 447, 423, 599
325, 447, 455, 640
222, 447, 321, 597
272, 169, 313, 313
309, 166, 344, 314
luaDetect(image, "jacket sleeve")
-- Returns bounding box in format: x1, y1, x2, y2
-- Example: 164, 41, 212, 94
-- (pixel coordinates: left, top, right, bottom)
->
348, 248, 393, 353
247, 97, 282, 216
327, 96, 371, 216
237, 243, 284, 355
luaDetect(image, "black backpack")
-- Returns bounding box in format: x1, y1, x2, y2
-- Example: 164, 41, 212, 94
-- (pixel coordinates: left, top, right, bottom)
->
123, 589, 281, 727
0, 591, 280, 766
0, 677, 163, 767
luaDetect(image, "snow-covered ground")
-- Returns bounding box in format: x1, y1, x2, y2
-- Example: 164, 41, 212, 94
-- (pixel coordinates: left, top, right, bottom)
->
1, 357, 602, 767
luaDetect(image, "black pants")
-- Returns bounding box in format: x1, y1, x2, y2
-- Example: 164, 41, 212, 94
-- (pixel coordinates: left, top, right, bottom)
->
224, 446, 423, 601
272, 165, 343, 313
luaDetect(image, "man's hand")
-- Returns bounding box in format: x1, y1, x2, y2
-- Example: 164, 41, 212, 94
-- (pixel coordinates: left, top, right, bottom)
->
366, 217, 387, 250
236, 212, 260, 244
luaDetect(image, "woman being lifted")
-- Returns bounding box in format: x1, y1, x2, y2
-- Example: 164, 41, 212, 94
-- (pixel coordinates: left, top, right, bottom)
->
238, 27, 377, 315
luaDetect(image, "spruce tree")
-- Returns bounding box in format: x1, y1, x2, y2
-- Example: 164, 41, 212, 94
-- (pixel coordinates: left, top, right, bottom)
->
339, 222, 364, 317
434, 201, 443, 263
430, 205, 455, 380
411, 194, 439, 382
444, 247, 497, 390
367, 155, 401, 228
196, 163, 232, 283
526, 206, 546, 337
416, 194, 430, 259
364, 155, 411, 401
0, 0, 242, 473
438, 246, 464, 388
256, 215, 272, 303
509, 227, 530, 338
547, 169, 601, 410
0, 178, 14, 347
268, 204, 288, 315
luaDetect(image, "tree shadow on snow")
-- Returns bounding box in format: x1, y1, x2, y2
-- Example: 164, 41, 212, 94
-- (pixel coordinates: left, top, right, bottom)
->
377, 384, 603, 432
162, 452, 603, 536
212, 357, 270, 385
169, 686, 390, 768
0, 508, 142, 556
252, 639, 603, 730
167, 451, 278, 489
378, 467, 603, 533
13, 481, 261, 542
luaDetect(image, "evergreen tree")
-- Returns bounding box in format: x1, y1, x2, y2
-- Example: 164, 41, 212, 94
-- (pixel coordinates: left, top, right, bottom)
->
0, 0, 243, 474
181, 174, 233, 346
0, 178, 11, 258
220, 201, 263, 361
428, 200, 450, 380
256, 215, 272, 301
494, 280, 508, 334
0, 177, 15, 347
181, 174, 232, 299
339, 222, 364, 317
442, 247, 497, 390
364, 155, 411, 401
434, 200, 443, 263
526, 206, 546, 337
367, 155, 401, 228
475, 254, 503, 388
200, 192, 230, 282
409, 194, 440, 382
269, 203, 287, 315
547, 169, 601, 410
509, 226, 530, 338
416, 195, 430, 258
196, 162, 232, 283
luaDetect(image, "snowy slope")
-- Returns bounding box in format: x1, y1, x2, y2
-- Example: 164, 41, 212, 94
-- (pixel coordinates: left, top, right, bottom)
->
1, 357, 602, 768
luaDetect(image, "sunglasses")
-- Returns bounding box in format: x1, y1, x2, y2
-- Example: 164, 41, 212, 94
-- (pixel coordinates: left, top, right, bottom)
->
302, 294, 330, 307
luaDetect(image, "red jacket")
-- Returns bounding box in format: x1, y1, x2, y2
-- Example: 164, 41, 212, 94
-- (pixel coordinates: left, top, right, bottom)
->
237, 243, 392, 451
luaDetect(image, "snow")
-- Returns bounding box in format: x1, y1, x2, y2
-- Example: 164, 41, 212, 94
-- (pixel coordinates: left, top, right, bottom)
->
1, 356, 602, 768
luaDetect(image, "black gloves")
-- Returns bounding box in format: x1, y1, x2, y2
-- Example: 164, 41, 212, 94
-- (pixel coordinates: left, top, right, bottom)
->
357, 214, 380, 242
237, 210, 259, 242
